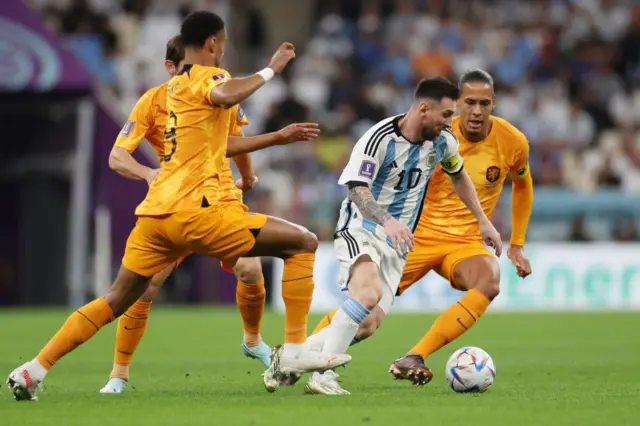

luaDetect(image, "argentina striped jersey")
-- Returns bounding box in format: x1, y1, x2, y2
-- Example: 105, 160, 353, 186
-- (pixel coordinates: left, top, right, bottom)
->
336, 115, 463, 245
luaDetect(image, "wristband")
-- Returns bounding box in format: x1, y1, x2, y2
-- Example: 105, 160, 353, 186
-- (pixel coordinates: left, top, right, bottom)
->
256, 68, 275, 82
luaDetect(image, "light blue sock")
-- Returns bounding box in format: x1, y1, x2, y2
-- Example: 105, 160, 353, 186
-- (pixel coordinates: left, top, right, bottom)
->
322, 297, 370, 355
341, 297, 370, 324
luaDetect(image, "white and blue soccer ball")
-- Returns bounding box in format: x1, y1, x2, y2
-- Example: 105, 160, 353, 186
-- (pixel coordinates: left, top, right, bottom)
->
445, 347, 496, 393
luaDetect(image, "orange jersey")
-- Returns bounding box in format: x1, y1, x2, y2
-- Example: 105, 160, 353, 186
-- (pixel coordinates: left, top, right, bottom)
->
114, 81, 248, 203
114, 82, 168, 163
416, 115, 530, 241
135, 64, 234, 216
219, 106, 249, 203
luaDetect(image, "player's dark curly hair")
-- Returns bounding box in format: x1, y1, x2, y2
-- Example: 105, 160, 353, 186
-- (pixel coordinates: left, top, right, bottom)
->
180, 11, 225, 47
414, 77, 460, 101
165, 35, 185, 64
458, 69, 494, 90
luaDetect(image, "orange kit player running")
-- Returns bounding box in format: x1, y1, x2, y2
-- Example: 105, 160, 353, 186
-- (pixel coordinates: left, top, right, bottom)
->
309, 69, 534, 386
7, 11, 350, 401
100, 35, 318, 394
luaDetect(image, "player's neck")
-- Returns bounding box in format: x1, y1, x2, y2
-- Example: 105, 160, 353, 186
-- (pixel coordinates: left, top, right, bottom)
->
183, 49, 215, 67
397, 113, 425, 144
461, 116, 493, 143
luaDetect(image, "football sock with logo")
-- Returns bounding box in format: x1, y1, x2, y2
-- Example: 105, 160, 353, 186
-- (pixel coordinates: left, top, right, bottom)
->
236, 276, 266, 346
322, 297, 370, 355
281, 254, 315, 357
110, 301, 152, 380
408, 289, 490, 359
36, 298, 115, 370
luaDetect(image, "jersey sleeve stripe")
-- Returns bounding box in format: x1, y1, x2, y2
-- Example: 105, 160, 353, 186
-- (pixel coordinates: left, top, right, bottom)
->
364, 122, 394, 156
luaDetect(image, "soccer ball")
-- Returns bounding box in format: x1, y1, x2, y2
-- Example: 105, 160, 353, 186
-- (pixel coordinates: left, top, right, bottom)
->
445, 347, 496, 393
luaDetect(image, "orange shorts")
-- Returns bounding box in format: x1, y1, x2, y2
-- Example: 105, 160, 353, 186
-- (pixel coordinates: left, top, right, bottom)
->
170, 199, 249, 274
396, 235, 495, 295
122, 201, 265, 277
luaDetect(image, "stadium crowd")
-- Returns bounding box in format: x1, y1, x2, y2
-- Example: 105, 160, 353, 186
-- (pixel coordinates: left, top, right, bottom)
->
33, 0, 640, 241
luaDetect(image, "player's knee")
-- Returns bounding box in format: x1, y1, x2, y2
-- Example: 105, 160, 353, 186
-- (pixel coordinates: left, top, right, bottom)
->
352, 282, 383, 311
139, 284, 158, 302
299, 228, 319, 253
105, 268, 151, 317
233, 260, 262, 284
350, 260, 382, 310
477, 280, 500, 301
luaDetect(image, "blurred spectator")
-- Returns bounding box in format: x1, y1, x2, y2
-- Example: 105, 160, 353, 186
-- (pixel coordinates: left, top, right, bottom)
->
34, 0, 640, 241
612, 217, 639, 242
568, 215, 592, 242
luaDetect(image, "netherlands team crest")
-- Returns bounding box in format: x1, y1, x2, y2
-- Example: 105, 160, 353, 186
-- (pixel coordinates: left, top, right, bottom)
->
486, 166, 501, 183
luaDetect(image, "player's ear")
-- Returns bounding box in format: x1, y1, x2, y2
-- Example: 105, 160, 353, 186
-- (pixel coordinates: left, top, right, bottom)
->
206, 36, 216, 54
491, 93, 497, 111
164, 60, 175, 76
418, 100, 430, 115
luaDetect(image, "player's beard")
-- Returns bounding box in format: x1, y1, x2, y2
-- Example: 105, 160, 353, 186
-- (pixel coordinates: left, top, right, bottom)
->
422, 127, 439, 141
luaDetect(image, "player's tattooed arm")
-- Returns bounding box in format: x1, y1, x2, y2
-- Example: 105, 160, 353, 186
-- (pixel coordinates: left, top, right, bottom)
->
348, 183, 392, 226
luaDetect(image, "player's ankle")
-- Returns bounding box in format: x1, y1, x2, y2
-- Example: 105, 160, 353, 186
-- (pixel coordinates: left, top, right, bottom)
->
110, 363, 130, 381
243, 333, 261, 347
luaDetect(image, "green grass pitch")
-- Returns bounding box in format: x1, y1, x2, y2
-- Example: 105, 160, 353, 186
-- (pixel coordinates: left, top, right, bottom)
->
1, 308, 639, 425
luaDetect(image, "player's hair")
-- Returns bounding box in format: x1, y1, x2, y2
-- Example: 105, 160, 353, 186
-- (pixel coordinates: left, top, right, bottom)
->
414, 77, 460, 102
458, 69, 494, 90
180, 11, 225, 47
165, 35, 185, 64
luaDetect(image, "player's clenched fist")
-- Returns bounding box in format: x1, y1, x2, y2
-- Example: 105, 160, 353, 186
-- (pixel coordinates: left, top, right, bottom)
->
384, 218, 414, 254
268, 42, 296, 74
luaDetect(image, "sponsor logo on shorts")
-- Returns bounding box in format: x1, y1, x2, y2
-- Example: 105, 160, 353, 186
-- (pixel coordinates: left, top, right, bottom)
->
359, 160, 376, 178
212, 73, 227, 81
120, 120, 135, 136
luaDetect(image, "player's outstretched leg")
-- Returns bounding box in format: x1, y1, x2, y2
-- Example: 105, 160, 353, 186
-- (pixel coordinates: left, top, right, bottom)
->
100, 263, 173, 393
7, 266, 151, 401
243, 217, 352, 391
304, 255, 382, 395
234, 257, 271, 367
390, 255, 498, 385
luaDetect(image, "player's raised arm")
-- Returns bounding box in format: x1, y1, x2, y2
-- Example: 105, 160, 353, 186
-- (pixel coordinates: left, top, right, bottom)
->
442, 130, 502, 256
110, 93, 159, 185
507, 135, 534, 277
210, 43, 296, 107
226, 123, 320, 157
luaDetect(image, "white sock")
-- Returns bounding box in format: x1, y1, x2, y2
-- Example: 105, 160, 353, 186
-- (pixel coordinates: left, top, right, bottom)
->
26, 359, 48, 381
283, 343, 303, 358
322, 297, 370, 356
305, 327, 330, 352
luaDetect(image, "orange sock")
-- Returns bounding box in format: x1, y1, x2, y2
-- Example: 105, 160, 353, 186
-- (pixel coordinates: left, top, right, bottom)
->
110, 301, 151, 380
312, 308, 338, 334
236, 276, 266, 338
37, 298, 115, 370
282, 253, 315, 343
409, 289, 491, 360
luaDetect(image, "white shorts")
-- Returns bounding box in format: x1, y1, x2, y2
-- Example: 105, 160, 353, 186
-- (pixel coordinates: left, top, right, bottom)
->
334, 227, 406, 314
